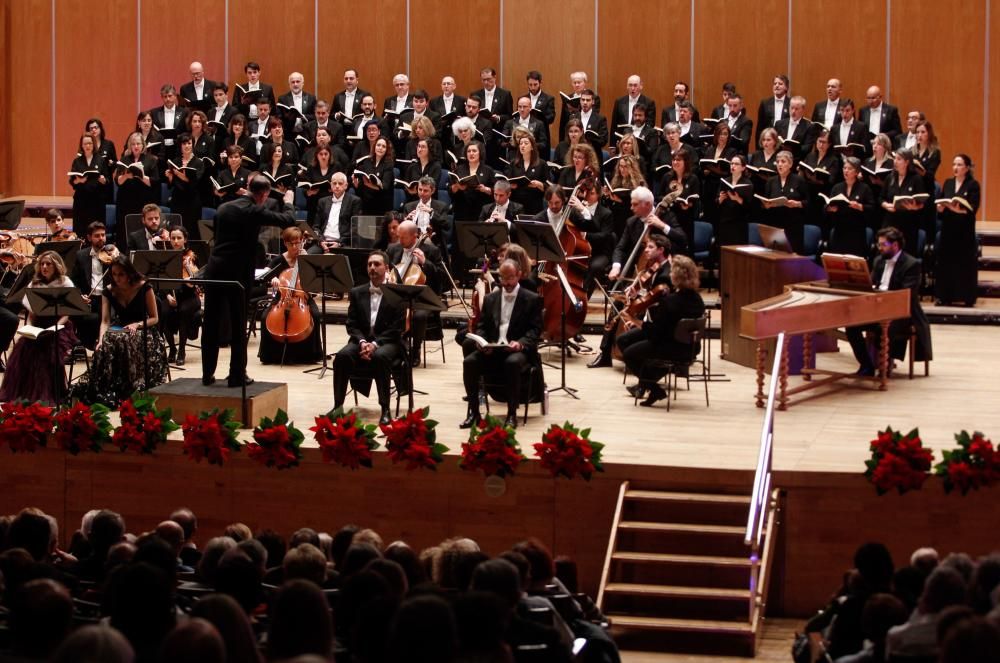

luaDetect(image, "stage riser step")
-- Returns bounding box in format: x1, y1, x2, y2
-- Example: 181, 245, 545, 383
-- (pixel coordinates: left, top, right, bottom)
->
978, 231, 1000, 247
604, 596, 749, 621
611, 562, 749, 589
978, 282, 1000, 297
622, 501, 748, 527
617, 531, 751, 558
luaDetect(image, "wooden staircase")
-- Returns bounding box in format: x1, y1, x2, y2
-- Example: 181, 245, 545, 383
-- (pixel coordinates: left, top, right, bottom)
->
597, 482, 781, 656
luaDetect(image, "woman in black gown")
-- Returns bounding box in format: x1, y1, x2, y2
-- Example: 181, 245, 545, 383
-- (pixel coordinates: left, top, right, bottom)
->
300, 144, 336, 227
401, 138, 443, 203
799, 129, 842, 239
825, 157, 875, 257
352, 136, 395, 215
861, 133, 894, 229
220, 114, 256, 170
258, 227, 322, 365
716, 154, 754, 248
213, 145, 251, 206
164, 133, 205, 237
879, 148, 926, 255
700, 123, 738, 230
115, 132, 160, 238
448, 141, 494, 221
761, 150, 808, 253
0, 252, 79, 404
934, 153, 981, 305
913, 121, 941, 242
85, 118, 117, 204
506, 134, 549, 215
657, 150, 701, 250
748, 128, 779, 198
70, 134, 111, 227
75, 256, 168, 407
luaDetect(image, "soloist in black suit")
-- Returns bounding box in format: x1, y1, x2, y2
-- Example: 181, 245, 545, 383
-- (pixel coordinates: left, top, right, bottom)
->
333, 283, 405, 413
462, 286, 543, 419
310, 193, 363, 248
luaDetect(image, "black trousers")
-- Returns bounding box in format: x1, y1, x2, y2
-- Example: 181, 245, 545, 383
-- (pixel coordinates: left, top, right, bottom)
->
0, 303, 21, 355
201, 280, 249, 380
333, 341, 402, 409
462, 340, 529, 416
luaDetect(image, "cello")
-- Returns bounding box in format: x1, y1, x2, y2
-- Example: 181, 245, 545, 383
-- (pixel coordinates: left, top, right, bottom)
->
539, 171, 594, 342
264, 256, 314, 344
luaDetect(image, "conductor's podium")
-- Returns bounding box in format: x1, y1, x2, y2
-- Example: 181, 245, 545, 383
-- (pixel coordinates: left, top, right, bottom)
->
740, 282, 910, 409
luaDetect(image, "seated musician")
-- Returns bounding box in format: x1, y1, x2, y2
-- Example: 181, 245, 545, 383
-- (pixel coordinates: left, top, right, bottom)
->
333, 251, 406, 425
621, 255, 705, 407
401, 176, 452, 261
44, 209, 77, 241
308, 172, 363, 253
478, 179, 523, 233
845, 227, 931, 377
162, 225, 202, 366
460, 258, 543, 430
70, 221, 120, 350
607, 186, 687, 284
567, 179, 615, 297
259, 227, 322, 365
386, 220, 443, 364
589, 234, 672, 368
127, 204, 169, 252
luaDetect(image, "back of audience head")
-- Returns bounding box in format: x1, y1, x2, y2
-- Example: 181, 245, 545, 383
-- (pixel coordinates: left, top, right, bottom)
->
159, 618, 225, 663
853, 541, 894, 592
453, 591, 513, 662
910, 546, 939, 576
341, 542, 382, 577
554, 555, 579, 593
190, 593, 263, 663
8, 508, 53, 561
513, 538, 556, 589
471, 558, 522, 610
108, 562, 176, 660
267, 579, 334, 661
223, 522, 253, 542
331, 524, 360, 570
256, 529, 287, 570
237, 537, 269, 574
154, 520, 185, 556
199, 536, 237, 585
169, 507, 198, 542
290, 527, 321, 550
892, 564, 926, 612
920, 566, 969, 615
352, 527, 384, 552
860, 593, 908, 655
971, 554, 1000, 614
942, 551, 976, 584
364, 557, 408, 601
0, 548, 47, 603
388, 593, 457, 663
383, 541, 426, 588
284, 542, 328, 586
10, 577, 73, 658
134, 535, 179, 586
91, 509, 127, 557
51, 624, 135, 663
215, 549, 263, 614
940, 614, 1000, 663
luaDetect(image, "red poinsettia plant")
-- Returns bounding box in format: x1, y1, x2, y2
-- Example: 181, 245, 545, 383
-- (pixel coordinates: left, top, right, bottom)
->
0, 400, 55, 453
864, 426, 933, 495
534, 422, 605, 481
460, 414, 524, 478
380, 406, 448, 471
935, 430, 1000, 495
182, 408, 242, 466
112, 392, 179, 455
246, 409, 304, 469
52, 401, 113, 454
311, 407, 379, 469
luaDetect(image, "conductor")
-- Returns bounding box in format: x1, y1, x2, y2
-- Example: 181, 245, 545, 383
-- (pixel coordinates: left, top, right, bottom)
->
201, 174, 296, 387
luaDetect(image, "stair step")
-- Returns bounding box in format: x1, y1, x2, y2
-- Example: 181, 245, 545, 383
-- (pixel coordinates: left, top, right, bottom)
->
625, 490, 751, 505
612, 551, 751, 567
978, 281, 1000, 297
979, 256, 1000, 270
605, 583, 750, 600
978, 230, 1000, 247
618, 521, 746, 536
608, 614, 753, 635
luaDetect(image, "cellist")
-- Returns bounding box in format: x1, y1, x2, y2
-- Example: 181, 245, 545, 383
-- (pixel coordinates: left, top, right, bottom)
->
385, 220, 443, 365
258, 227, 322, 365
588, 233, 673, 370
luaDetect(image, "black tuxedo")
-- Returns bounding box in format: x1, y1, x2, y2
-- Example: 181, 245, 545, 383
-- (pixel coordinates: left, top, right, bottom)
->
311, 193, 363, 246
502, 116, 549, 153
847, 251, 931, 373
462, 286, 543, 418
127, 228, 159, 253
831, 120, 870, 157
207, 103, 237, 129
334, 282, 406, 410
612, 216, 687, 267
234, 82, 275, 118
559, 93, 601, 140
276, 91, 317, 134
527, 91, 556, 127
401, 198, 452, 261
660, 103, 701, 127
772, 118, 816, 160
470, 86, 514, 127
304, 120, 345, 149
151, 105, 187, 160
755, 96, 790, 144
179, 80, 217, 111
610, 95, 658, 143
332, 88, 371, 123
858, 104, 902, 141
811, 99, 845, 127
70, 246, 103, 348
477, 201, 524, 240
721, 114, 754, 153
677, 122, 709, 150
572, 111, 608, 152
201, 196, 296, 381
382, 95, 414, 140
430, 94, 466, 120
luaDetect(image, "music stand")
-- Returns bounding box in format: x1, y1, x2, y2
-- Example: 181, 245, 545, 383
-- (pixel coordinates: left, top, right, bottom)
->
33, 239, 83, 275
512, 220, 580, 399
5, 264, 35, 306
757, 224, 794, 253
25, 287, 90, 404
456, 222, 510, 264
298, 254, 353, 379
132, 250, 184, 380
0, 200, 25, 230
381, 283, 446, 413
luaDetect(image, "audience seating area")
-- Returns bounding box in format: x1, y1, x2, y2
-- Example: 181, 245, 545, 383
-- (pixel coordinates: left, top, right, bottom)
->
0, 506, 619, 663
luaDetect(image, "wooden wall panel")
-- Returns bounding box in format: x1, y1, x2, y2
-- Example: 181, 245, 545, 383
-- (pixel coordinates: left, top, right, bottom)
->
316, 0, 407, 105
55, 0, 136, 197
139, 0, 227, 111
890, 0, 985, 193
227, 0, 316, 105
409, 0, 500, 100
694, 0, 788, 141
0, 0, 9, 195
985, 0, 999, 219
790, 0, 886, 111
6, 0, 52, 196
597, 0, 690, 130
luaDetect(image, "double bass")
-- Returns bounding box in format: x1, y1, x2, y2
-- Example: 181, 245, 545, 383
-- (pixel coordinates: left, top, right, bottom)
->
264, 259, 314, 343
539, 171, 594, 342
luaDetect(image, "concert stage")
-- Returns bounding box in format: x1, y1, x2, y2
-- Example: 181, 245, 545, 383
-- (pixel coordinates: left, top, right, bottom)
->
2, 320, 998, 623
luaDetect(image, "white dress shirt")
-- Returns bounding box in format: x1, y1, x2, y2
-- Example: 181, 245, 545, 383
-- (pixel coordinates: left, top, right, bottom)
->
773, 97, 786, 122
323, 195, 344, 240
824, 100, 840, 128
498, 284, 520, 344
369, 286, 382, 331
247, 82, 260, 119
344, 90, 356, 116
868, 104, 883, 135
878, 250, 901, 291
484, 88, 495, 112
839, 120, 854, 145
163, 107, 177, 146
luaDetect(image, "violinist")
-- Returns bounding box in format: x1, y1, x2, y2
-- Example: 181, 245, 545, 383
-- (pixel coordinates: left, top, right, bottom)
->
71, 221, 119, 349
259, 226, 322, 365
567, 180, 615, 298
387, 220, 444, 365
44, 209, 78, 242
127, 204, 169, 252
162, 225, 202, 366
70, 133, 110, 227
309, 172, 362, 253
589, 234, 672, 369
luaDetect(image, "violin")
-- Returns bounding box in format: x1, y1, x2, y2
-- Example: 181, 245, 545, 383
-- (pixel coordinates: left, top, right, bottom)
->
98, 244, 120, 265
264, 257, 314, 344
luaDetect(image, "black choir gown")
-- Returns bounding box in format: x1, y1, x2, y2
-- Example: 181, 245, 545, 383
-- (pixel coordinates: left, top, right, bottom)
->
506, 159, 549, 215
114, 154, 160, 236
74, 283, 168, 408
354, 157, 395, 215
257, 255, 323, 365
762, 174, 809, 254
861, 157, 893, 229
167, 155, 205, 237
934, 177, 981, 305
799, 150, 841, 238
716, 175, 754, 247
449, 164, 495, 221
880, 171, 926, 255
825, 180, 875, 257
914, 148, 941, 239
401, 160, 443, 203
69, 154, 110, 227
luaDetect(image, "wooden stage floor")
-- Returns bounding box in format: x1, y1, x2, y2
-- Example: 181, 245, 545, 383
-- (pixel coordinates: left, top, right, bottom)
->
153, 317, 1000, 474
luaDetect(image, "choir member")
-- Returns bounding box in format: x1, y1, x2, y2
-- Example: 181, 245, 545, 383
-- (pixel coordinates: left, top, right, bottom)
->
935, 154, 981, 306
859, 85, 902, 143
715, 154, 754, 248
760, 150, 808, 253
70, 134, 110, 227
352, 136, 396, 215
505, 134, 549, 215
825, 157, 875, 257
755, 74, 791, 145
879, 148, 926, 254
449, 141, 495, 221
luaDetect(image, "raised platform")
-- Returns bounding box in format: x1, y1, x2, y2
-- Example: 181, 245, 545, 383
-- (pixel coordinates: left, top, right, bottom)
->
149, 378, 288, 428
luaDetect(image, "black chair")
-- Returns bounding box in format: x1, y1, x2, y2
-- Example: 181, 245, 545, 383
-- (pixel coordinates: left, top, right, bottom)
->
123, 212, 183, 243
632, 316, 709, 411
418, 310, 446, 367
481, 358, 547, 424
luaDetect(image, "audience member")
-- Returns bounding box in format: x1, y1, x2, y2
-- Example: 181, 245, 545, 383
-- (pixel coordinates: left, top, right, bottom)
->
267, 580, 334, 661
159, 618, 226, 663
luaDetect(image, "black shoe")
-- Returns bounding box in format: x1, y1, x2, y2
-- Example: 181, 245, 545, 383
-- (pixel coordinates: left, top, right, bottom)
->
587, 353, 612, 368
626, 384, 646, 398
855, 366, 875, 377
379, 409, 392, 426
573, 333, 587, 343
176, 350, 186, 366
460, 411, 480, 429
227, 375, 254, 388
503, 414, 518, 429
410, 347, 422, 366
167, 348, 177, 364
202, 375, 216, 386
640, 386, 668, 407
